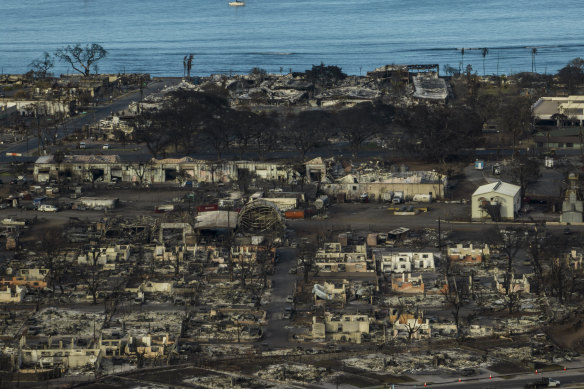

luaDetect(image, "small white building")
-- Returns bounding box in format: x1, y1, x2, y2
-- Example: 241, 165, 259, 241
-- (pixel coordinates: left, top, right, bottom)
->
472, 181, 521, 221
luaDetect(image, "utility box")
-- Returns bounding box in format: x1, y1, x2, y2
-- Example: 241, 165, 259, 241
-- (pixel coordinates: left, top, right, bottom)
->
545, 156, 554, 168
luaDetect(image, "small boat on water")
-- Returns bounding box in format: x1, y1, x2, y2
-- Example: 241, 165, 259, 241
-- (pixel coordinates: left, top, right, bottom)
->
228, 1, 245, 6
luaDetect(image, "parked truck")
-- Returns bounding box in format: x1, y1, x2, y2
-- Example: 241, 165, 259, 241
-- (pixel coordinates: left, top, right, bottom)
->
392, 191, 404, 204
381, 191, 394, 203
524, 377, 560, 388
412, 194, 432, 203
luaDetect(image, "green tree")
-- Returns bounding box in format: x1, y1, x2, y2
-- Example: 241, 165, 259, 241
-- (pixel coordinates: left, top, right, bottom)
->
55, 43, 108, 76
557, 58, 584, 93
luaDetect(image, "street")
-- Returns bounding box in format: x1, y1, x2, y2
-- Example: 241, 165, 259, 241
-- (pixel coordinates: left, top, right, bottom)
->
0, 78, 176, 163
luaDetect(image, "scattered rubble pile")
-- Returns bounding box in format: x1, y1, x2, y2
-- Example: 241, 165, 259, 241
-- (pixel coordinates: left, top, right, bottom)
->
343, 350, 487, 377
184, 374, 275, 389
31, 308, 102, 336
256, 363, 329, 383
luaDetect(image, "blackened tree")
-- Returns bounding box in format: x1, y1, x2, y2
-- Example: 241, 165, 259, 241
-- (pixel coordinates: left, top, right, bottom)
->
335, 101, 393, 156
285, 110, 334, 160
497, 96, 533, 150
29, 52, 54, 79
508, 154, 541, 199
400, 104, 482, 163
55, 43, 108, 76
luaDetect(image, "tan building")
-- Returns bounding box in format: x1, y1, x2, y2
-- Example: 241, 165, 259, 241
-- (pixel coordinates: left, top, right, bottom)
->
533, 96, 584, 125
312, 312, 370, 344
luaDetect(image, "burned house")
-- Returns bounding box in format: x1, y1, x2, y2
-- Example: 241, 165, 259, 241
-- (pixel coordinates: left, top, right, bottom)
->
379, 252, 436, 274
18, 335, 102, 372
312, 312, 371, 344
391, 273, 425, 294
314, 243, 373, 273
447, 243, 490, 264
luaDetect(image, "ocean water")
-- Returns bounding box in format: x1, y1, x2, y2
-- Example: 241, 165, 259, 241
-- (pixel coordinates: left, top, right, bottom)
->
1, 0, 583, 77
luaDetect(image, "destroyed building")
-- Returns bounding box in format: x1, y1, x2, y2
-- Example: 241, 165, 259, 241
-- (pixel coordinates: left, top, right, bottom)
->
391, 273, 424, 294
312, 312, 371, 344
447, 243, 489, 264
379, 251, 436, 274
314, 243, 373, 273
33, 155, 298, 184
322, 170, 446, 201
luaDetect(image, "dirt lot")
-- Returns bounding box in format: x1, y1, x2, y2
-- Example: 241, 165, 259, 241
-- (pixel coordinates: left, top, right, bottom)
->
549, 315, 584, 350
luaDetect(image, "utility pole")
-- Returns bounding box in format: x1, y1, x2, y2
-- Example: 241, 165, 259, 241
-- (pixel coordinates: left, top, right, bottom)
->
438, 218, 442, 251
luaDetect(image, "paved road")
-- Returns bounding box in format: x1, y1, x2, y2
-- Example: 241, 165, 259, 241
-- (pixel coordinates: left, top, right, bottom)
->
422, 370, 584, 389
290, 202, 584, 242
262, 246, 299, 348
0, 79, 176, 162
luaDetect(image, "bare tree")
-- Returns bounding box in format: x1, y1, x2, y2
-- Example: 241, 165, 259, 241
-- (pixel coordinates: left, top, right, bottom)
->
80, 250, 106, 305
395, 299, 425, 341
508, 155, 541, 199
299, 241, 318, 283
442, 276, 468, 336
55, 43, 108, 76
526, 224, 549, 294
549, 256, 577, 304
284, 110, 333, 160
335, 101, 393, 156
38, 228, 67, 298
102, 286, 126, 329
498, 227, 526, 313
29, 52, 54, 79
497, 96, 533, 150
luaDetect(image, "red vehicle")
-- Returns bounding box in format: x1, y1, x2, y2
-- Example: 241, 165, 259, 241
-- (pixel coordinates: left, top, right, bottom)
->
196, 204, 218, 213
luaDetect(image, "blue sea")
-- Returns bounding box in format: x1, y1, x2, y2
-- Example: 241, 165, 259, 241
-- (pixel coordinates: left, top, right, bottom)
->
1, 0, 583, 77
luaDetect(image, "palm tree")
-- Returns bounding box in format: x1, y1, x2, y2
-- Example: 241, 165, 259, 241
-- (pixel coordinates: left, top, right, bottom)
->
460, 48, 465, 73
187, 54, 194, 79
481, 48, 489, 76
531, 48, 538, 73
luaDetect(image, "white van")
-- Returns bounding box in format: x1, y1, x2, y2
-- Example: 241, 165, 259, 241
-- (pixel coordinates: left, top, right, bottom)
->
38, 204, 58, 212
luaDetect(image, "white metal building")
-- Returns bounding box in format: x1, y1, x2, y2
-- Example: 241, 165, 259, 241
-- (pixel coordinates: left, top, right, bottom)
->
472, 181, 521, 221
